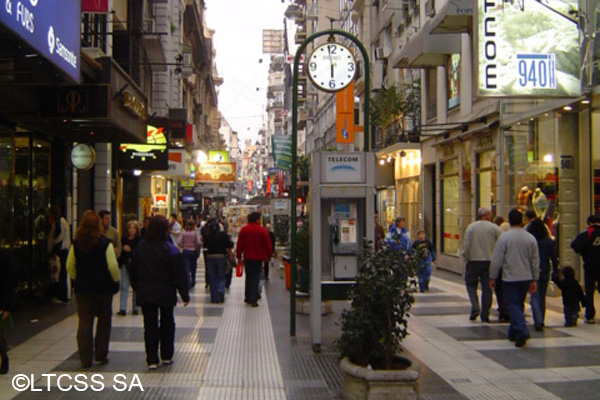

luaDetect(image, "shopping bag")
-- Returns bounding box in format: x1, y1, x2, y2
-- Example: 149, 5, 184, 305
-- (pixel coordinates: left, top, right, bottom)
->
236, 261, 244, 277
49, 255, 61, 283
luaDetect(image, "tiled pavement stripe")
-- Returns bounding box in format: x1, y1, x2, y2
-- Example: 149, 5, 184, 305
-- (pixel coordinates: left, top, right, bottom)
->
196, 273, 286, 399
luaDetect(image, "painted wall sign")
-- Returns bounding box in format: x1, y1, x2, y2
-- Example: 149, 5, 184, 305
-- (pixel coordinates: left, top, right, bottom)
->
70, 144, 96, 170
0, 0, 81, 82
477, 0, 580, 97
321, 152, 365, 183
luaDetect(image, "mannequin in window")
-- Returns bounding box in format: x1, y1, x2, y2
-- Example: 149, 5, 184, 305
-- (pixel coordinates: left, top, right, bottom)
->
517, 186, 533, 208
532, 187, 548, 220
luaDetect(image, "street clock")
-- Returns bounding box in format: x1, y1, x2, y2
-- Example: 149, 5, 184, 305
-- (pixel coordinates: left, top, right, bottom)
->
307, 41, 356, 92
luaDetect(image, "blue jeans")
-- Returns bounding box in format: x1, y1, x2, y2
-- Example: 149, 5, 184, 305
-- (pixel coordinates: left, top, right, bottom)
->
530, 273, 549, 326
418, 262, 432, 292
503, 280, 531, 340
206, 257, 226, 302
182, 250, 199, 288
119, 265, 138, 313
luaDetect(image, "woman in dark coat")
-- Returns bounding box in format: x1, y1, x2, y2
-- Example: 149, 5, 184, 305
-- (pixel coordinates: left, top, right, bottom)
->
66, 210, 120, 368
130, 215, 189, 370
527, 218, 559, 331
0, 251, 15, 374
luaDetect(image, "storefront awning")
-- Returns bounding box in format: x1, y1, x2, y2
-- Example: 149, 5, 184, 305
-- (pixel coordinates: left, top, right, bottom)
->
391, 20, 461, 68
428, 0, 474, 34
432, 120, 499, 147
0, 55, 148, 143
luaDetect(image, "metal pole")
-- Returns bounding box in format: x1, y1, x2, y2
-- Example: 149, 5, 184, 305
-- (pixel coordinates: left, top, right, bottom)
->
290, 29, 370, 337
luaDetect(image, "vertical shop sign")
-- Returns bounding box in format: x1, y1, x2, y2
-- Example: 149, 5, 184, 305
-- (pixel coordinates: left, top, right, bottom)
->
336, 81, 355, 143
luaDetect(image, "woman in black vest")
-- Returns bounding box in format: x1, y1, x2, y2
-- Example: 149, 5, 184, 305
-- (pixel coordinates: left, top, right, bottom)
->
66, 210, 119, 368
130, 215, 189, 370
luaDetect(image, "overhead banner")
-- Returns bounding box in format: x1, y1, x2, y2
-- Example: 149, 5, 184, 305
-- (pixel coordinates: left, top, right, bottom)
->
118, 144, 168, 171
336, 81, 355, 144
0, 0, 81, 82
195, 162, 237, 183
477, 0, 580, 97
272, 135, 293, 170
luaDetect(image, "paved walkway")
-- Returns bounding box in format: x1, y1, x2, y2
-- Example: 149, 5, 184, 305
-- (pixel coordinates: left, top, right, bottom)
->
2, 258, 600, 399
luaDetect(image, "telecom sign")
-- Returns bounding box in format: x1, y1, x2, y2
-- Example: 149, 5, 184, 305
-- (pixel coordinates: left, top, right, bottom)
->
0, 0, 81, 82
477, 0, 579, 97
321, 152, 365, 184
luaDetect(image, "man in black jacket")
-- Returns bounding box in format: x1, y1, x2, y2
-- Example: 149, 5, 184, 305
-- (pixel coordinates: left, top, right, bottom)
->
571, 214, 600, 324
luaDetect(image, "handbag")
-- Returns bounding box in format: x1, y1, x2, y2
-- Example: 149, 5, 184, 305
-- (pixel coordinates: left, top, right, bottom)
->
49, 255, 61, 283
236, 261, 244, 277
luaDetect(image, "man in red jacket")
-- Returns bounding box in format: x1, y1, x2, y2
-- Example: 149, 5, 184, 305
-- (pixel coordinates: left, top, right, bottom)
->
236, 212, 273, 307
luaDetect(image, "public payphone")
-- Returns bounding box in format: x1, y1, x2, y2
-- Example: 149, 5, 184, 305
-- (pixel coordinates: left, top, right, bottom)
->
329, 203, 360, 279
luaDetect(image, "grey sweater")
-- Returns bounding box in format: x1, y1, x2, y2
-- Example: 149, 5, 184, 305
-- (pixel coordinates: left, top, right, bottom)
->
463, 220, 503, 262
490, 227, 539, 282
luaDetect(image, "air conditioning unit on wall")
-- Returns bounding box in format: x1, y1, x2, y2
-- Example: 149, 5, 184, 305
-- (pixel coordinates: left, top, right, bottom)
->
374, 47, 385, 60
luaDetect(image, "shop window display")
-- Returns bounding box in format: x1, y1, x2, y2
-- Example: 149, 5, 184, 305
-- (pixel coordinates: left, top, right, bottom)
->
503, 115, 558, 236
476, 150, 496, 214
441, 158, 460, 255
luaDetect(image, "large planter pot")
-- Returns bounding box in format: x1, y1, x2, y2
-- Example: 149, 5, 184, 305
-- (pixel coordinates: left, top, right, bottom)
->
340, 357, 420, 400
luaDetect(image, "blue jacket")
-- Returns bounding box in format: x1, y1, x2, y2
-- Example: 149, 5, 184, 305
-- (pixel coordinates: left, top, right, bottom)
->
385, 225, 411, 253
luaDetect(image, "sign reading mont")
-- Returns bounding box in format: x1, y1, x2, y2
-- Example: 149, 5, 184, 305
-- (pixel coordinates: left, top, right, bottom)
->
477, 0, 580, 97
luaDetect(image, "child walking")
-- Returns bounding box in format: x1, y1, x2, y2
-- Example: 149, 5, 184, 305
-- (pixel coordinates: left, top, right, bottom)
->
552, 266, 587, 327
412, 229, 436, 292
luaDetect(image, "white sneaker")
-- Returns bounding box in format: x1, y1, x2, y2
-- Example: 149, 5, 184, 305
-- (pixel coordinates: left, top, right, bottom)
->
148, 364, 159, 370
584, 318, 595, 324
162, 359, 173, 365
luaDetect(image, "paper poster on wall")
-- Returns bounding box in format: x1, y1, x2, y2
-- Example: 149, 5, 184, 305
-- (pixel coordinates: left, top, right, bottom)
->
340, 219, 357, 244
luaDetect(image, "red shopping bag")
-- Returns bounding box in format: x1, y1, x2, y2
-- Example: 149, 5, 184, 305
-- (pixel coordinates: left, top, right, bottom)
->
236, 261, 244, 277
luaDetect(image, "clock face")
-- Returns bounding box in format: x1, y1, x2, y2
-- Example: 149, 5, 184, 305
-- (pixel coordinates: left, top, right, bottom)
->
307, 42, 356, 92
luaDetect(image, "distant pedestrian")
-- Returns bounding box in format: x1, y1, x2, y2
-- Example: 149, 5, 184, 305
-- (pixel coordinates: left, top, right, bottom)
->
129, 215, 189, 370
141, 216, 150, 238
178, 220, 202, 288
99, 210, 122, 259
203, 219, 234, 303
526, 218, 559, 331
169, 213, 182, 244
0, 251, 15, 374
463, 207, 503, 323
552, 266, 587, 327
264, 223, 276, 281
412, 229, 436, 292
236, 212, 273, 307
117, 220, 142, 316
490, 208, 539, 348
570, 214, 600, 324
385, 217, 411, 254
48, 205, 71, 303
66, 210, 120, 368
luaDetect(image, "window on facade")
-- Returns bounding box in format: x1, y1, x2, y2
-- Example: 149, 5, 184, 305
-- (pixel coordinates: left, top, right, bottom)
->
441, 158, 459, 255
476, 150, 496, 214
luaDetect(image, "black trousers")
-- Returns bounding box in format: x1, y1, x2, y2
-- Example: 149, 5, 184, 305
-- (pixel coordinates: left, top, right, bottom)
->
141, 305, 175, 365
56, 248, 69, 302
75, 293, 113, 366
244, 260, 262, 304
584, 266, 600, 320
263, 260, 270, 279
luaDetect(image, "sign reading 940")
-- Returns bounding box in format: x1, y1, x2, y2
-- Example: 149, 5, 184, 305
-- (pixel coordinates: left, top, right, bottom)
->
516, 54, 557, 89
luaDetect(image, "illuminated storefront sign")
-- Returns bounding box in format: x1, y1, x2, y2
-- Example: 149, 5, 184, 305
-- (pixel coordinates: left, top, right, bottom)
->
0, 0, 81, 82
208, 150, 229, 162
118, 144, 168, 170
147, 125, 167, 144
477, 0, 580, 97
195, 162, 237, 183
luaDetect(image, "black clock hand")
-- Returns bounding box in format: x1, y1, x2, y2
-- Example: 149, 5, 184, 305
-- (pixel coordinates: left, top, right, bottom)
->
328, 45, 334, 78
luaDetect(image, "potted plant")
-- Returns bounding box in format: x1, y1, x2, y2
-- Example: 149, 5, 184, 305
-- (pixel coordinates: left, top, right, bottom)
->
336, 241, 421, 400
